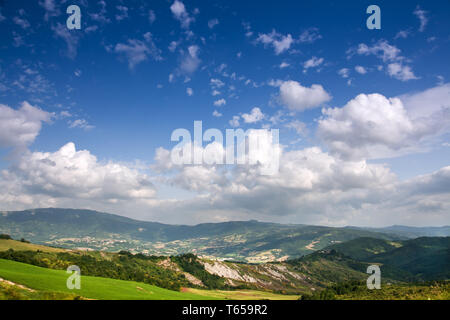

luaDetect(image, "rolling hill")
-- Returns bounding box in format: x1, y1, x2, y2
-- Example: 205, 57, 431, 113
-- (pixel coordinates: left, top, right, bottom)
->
0, 236, 447, 300
326, 236, 450, 281
3, 208, 445, 262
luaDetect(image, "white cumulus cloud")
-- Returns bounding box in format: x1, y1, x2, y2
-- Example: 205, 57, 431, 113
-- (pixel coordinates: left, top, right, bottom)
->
0, 143, 156, 209
0, 102, 52, 150
256, 30, 294, 55
279, 80, 331, 112
387, 63, 418, 81
318, 85, 450, 160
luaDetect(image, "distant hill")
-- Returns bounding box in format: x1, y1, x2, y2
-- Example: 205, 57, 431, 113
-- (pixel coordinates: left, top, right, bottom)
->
287, 249, 369, 286
324, 237, 401, 261
326, 236, 450, 281
371, 237, 450, 281
348, 225, 450, 238
0, 208, 415, 261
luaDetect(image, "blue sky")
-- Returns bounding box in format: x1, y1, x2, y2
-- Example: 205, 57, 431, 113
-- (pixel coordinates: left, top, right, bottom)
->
0, 0, 449, 226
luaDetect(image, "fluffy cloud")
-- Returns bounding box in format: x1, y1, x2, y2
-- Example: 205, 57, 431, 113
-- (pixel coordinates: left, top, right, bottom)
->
13, 16, 30, 29
171, 165, 226, 193
148, 128, 450, 225
319, 94, 414, 159
90, 1, 110, 24
318, 85, 450, 160
115, 5, 129, 21
279, 80, 331, 112
355, 66, 367, 74
170, 0, 194, 29
210, 78, 225, 89
298, 28, 322, 43
0, 143, 156, 209
2, 137, 449, 226
2, 120, 449, 226
395, 30, 410, 39
351, 40, 401, 62
180, 45, 201, 74
148, 10, 156, 23
229, 115, 240, 127
398, 83, 450, 119
208, 18, 219, 29
69, 119, 94, 130
213, 98, 226, 107
241, 107, 264, 123
285, 120, 307, 135
39, 0, 60, 20
387, 63, 418, 81
348, 40, 418, 81
0, 102, 52, 150
303, 57, 324, 72
51, 23, 80, 59
413, 6, 428, 32
114, 33, 162, 69
256, 30, 294, 55
212, 110, 222, 117
149, 140, 403, 225
338, 68, 350, 78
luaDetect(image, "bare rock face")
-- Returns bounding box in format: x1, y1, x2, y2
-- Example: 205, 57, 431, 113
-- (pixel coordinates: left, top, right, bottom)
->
202, 261, 257, 283
182, 272, 204, 287
158, 258, 204, 287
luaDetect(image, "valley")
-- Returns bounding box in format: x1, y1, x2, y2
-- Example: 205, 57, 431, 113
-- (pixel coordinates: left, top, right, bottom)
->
3, 208, 446, 263
0, 208, 448, 300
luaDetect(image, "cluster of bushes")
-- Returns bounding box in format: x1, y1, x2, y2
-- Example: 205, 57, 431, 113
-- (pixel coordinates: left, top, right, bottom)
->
300, 280, 365, 300
301, 280, 450, 300
0, 234, 29, 243
0, 249, 49, 268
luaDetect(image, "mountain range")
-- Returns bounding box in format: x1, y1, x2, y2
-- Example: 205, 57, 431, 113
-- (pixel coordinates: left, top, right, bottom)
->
1, 208, 449, 262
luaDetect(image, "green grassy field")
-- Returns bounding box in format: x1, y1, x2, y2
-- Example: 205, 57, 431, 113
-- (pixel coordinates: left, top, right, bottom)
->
0, 239, 66, 253
0, 259, 298, 300
0, 259, 213, 300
